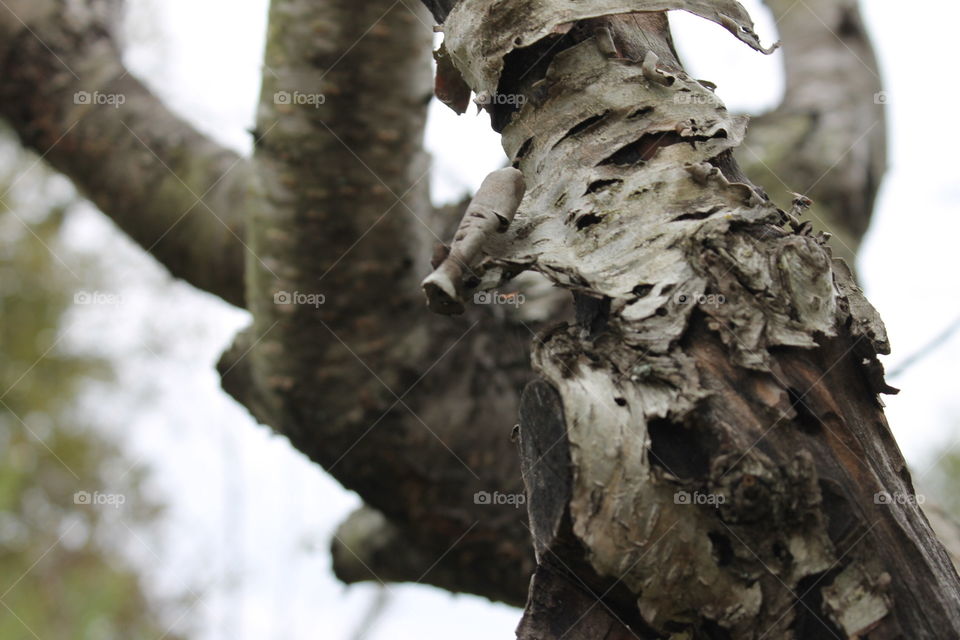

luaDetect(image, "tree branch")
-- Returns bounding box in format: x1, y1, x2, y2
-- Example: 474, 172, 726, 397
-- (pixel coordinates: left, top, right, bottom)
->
331, 504, 530, 601
1, 0, 540, 601
738, 0, 886, 267
230, 0, 539, 604
0, 0, 251, 306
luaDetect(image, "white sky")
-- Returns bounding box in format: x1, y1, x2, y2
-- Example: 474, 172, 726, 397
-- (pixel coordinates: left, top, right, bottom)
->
48, 0, 960, 638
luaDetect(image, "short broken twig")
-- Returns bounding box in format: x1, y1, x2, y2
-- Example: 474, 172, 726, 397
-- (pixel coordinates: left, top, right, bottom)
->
421, 167, 525, 314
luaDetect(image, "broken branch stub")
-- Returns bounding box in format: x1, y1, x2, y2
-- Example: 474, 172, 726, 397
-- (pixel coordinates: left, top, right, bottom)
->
422, 167, 525, 314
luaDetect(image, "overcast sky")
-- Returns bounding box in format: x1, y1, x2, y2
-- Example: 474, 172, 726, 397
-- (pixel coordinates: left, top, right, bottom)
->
52, 0, 960, 638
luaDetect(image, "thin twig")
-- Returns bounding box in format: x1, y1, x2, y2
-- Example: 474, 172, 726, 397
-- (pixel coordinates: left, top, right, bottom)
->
347, 586, 391, 640
888, 315, 960, 379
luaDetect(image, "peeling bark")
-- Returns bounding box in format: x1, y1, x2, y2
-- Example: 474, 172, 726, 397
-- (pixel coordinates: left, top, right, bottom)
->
740, 0, 960, 569
5, 0, 959, 630
422, 167, 526, 314
427, 0, 960, 635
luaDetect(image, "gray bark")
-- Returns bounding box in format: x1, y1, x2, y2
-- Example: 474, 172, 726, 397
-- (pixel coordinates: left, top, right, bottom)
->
3, 0, 959, 636
232, 0, 538, 603
424, 0, 960, 636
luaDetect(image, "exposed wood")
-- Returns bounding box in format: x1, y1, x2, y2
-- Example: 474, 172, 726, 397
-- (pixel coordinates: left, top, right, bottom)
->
429, 0, 960, 635
5, 0, 958, 628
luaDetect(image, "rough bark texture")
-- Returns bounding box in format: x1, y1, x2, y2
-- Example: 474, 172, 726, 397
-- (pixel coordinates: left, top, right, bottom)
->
429, 0, 960, 636
234, 0, 539, 604
742, 1, 960, 562
4, 0, 960, 634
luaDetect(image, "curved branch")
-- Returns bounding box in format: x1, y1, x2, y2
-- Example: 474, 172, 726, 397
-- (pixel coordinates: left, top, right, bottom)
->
0, 0, 250, 306
1, 0, 538, 600
331, 504, 526, 603
738, 0, 886, 267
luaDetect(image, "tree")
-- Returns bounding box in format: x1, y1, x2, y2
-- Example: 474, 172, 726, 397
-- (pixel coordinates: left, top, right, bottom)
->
1, 0, 957, 637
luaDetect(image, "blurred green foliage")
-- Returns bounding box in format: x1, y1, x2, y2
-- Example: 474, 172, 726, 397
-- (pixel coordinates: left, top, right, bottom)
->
0, 132, 187, 640
927, 447, 960, 518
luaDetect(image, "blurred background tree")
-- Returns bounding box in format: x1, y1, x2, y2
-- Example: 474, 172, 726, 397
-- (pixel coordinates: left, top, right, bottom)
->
0, 127, 187, 640
0, 0, 958, 635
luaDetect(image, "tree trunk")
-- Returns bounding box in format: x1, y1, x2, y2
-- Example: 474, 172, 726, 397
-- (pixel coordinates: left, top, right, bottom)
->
424, 0, 960, 636
4, 0, 960, 635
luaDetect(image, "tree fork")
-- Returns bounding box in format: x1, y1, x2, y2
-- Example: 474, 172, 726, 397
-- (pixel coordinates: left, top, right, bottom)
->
426, 0, 960, 636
